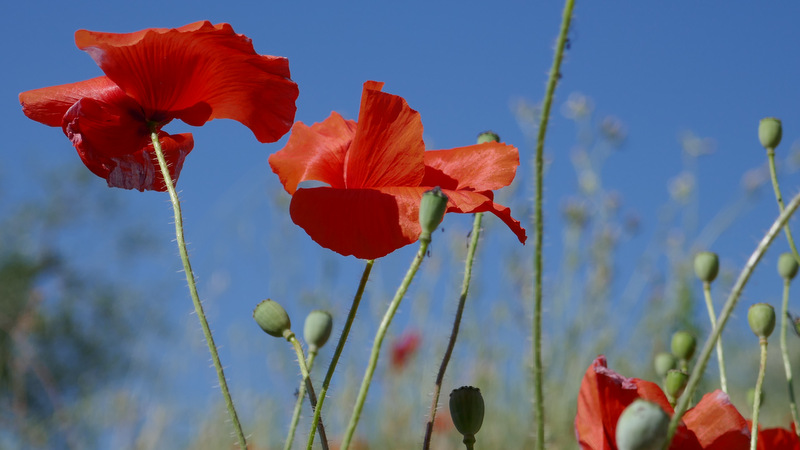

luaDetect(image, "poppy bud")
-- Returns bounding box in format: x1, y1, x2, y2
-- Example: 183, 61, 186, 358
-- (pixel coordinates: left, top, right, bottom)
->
748, 303, 776, 339
419, 187, 449, 241
778, 253, 799, 280
615, 399, 669, 450
304, 310, 333, 351
759, 117, 782, 149
747, 387, 765, 408
253, 299, 292, 339
693, 251, 719, 283
449, 386, 484, 443
665, 370, 689, 400
477, 131, 500, 144
653, 352, 676, 378
671, 331, 696, 361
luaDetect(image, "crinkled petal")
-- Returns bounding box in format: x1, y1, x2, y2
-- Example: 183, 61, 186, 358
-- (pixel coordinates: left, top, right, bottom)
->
757, 426, 800, 450
289, 186, 424, 259
63, 95, 193, 191
440, 189, 527, 244
20, 76, 121, 127
343, 81, 425, 189
684, 390, 750, 449
269, 112, 357, 194
423, 142, 520, 191
76, 21, 298, 142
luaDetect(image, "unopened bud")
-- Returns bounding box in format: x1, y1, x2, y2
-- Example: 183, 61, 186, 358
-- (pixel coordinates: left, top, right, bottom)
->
693, 251, 719, 283
748, 303, 776, 339
304, 310, 333, 351
419, 187, 448, 240
615, 399, 669, 450
671, 331, 696, 361
449, 386, 484, 442
253, 299, 292, 339
778, 253, 799, 280
759, 117, 782, 149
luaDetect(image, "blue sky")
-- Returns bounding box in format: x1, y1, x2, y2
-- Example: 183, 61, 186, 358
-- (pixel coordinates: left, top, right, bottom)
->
5, 0, 800, 445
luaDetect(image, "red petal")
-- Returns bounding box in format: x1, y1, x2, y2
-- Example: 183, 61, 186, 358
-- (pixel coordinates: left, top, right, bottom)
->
440, 189, 527, 244
20, 76, 121, 127
423, 142, 520, 191
269, 112, 357, 194
343, 81, 425, 189
63, 94, 193, 191
683, 390, 750, 449
289, 186, 425, 259
75, 21, 298, 142
757, 426, 800, 450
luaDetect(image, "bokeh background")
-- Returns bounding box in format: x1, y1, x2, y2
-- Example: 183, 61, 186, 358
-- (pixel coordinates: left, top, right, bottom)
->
4, 2, 800, 448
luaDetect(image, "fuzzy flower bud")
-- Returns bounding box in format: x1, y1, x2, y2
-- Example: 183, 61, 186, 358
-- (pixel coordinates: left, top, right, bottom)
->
419, 187, 448, 241
693, 251, 719, 283
759, 117, 783, 149
778, 253, 799, 281
304, 310, 333, 351
665, 370, 689, 400
615, 399, 669, 450
748, 303, 776, 339
671, 331, 696, 361
253, 299, 292, 339
449, 386, 484, 442
477, 131, 500, 144
653, 352, 676, 378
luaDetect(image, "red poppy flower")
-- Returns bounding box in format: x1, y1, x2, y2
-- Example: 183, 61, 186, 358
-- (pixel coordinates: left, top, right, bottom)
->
576, 355, 750, 449
749, 422, 800, 450
268, 81, 526, 259
390, 330, 421, 371
20, 21, 298, 192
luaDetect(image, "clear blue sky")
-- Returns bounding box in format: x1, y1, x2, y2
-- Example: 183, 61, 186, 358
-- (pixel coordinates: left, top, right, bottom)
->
5, 1, 800, 444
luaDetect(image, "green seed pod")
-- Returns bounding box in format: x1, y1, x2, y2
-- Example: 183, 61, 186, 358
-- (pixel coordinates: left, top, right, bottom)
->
748, 303, 776, 339
653, 352, 677, 378
665, 370, 689, 400
693, 251, 719, 283
615, 399, 669, 450
759, 117, 783, 149
747, 387, 765, 408
253, 299, 292, 339
304, 310, 333, 351
419, 187, 449, 240
670, 331, 696, 361
477, 131, 500, 144
449, 386, 484, 439
778, 253, 799, 280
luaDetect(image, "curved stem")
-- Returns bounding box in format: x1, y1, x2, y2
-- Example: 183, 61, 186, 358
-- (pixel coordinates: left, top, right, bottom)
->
701, 282, 728, 393
340, 238, 430, 449
285, 350, 317, 450
767, 148, 800, 264
306, 259, 375, 450
780, 279, 800, 436
288, 335, 328, 450
750, 339, 768, 450
664, 190, 800, 447
149, 130, 246, 449
533, 2, 575, 448
423, 213, 483, 449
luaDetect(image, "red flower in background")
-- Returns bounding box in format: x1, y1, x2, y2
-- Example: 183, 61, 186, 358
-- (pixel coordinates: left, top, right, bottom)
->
390, 330, 421, 371
751, 422, 800, 450
269, 81, 526, 259
20, 21, 298, 192
576, 355, 749, 449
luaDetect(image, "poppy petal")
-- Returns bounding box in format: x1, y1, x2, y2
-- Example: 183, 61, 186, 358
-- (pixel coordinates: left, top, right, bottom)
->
269, 112, 357, 194
423, 142, 520, 191
439, 189, 527, 244
20, 76, 121, 127
343, 81, 425, 189
683, 390, 749, 449
757, 426, 800, 450
289, 186, 424, 259
75, 21, 298, 143
63, 95, 193, 191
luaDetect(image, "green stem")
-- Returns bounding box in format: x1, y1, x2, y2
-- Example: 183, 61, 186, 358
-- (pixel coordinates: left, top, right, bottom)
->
422, 213, 483, 449
701, 282, 728, 393
767, 148, 800, 264
750, 339, 768, 450
340, 238, 430, 449
148, 130, 246, 449
306, 259, 375, 450
285, 350, 317, 450
664, 189, 800, 447
287, 334, 328, 450
533, 2, 575, 448
780, 279, 800, 437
